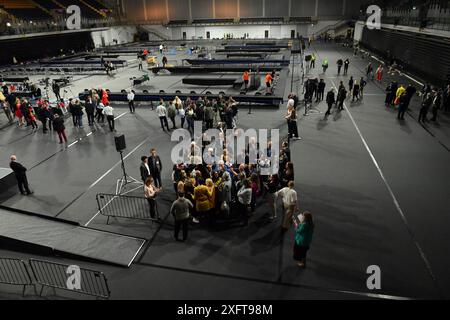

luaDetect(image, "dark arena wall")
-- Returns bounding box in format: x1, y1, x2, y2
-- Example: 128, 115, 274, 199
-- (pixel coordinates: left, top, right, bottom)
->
0, 31, 95, 65
360, 27, 450, 87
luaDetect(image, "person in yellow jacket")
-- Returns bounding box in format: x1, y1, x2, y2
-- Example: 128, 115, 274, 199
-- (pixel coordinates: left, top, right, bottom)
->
310, 53, 316, 69
396, 85, 406, 98
193, 183, 212, 213
395, 85, 406, 105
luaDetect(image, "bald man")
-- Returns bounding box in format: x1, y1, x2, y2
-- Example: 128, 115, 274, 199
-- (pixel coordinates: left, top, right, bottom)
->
9, 155, 32, 195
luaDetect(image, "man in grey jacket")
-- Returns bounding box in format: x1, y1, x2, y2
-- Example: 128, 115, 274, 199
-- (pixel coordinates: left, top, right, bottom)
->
170, 193, 193, 241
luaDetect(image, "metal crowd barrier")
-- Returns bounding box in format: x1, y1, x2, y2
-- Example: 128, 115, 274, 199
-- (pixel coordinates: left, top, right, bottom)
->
0, 258, 35, 297
96, 193, 159, 224
29, 259, 110, 299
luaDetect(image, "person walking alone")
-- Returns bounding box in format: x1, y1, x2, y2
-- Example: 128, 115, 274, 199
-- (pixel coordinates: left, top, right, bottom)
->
127, 90, 135, 113
325, 88, 335, 116
52, 114, 67, 144
343, 58, 349, 76
337, 58, 343, 76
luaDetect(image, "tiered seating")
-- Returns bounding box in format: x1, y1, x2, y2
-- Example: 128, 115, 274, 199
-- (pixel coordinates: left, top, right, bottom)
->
83, 0, 108, 11
0, 0, 51, 20
32, 0, 62, 10
55, 0, 106, 18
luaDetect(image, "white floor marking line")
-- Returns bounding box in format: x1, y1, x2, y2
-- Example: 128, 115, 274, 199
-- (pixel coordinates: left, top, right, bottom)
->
67, 140, 78, 148
84, 137, 150, 226
64, 112, 128, 149
114, 112, 128, 120
330, 78, 441, 296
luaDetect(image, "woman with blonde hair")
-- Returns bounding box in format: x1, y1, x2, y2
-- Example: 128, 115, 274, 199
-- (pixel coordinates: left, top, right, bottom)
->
205, 178, 216, 210
144, 176, 160, 219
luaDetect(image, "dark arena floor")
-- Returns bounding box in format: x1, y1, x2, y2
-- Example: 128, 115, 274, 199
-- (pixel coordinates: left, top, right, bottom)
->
1, 38, 450, 300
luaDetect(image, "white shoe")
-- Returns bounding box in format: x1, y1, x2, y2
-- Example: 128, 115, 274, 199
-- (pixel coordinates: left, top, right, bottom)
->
192, 217, 200, 224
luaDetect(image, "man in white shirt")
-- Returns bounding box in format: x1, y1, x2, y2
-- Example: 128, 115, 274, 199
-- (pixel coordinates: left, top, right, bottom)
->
159, 44, 164, 54
102, 104, 115, 132
156, 101, 170, 131
127, 90, 135, 113
276, 180, 298, 232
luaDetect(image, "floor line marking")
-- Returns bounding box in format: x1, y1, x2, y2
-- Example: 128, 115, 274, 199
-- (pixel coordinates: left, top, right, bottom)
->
330, 77, 443, 298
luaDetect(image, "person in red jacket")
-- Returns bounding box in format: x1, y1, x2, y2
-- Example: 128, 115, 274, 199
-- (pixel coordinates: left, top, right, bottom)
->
101, 91, 109, 106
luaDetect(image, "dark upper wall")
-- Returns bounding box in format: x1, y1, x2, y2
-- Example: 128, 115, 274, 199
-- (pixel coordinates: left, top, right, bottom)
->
0, 31, 95, 65
122, 0, 371, 21
360, 27, 450, 87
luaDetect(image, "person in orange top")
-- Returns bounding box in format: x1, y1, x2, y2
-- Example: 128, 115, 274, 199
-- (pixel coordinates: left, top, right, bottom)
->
243, 70, 250, 91
265, 72, 273, 93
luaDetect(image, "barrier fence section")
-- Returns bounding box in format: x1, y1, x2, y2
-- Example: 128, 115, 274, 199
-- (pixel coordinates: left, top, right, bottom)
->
0, 258, 34, 297
96, 193, 158, 224
29, 259, 110, 299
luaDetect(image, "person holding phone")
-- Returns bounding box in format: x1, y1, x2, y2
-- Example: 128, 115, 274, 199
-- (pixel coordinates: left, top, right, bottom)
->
293, 211, 314, 268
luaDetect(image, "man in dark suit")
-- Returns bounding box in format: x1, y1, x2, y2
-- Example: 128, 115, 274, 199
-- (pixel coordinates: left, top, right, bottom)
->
140, 156, 151, 182
9, 155, 32, 195
148, 148, 162, 188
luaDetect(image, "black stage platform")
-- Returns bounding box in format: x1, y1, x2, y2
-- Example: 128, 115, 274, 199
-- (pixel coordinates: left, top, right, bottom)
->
0, 207, 145, 267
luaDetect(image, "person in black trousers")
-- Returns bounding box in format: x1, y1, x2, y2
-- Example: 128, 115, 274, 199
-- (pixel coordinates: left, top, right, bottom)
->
325, 89, 335, 115
170, 193, 193, 242
9, 155, 32, 195
419, 92, 433, 123
337, 87, 347, 111
127, 90, 135, 113
343, 58, 349, 75
52, 81, 61, 101
316, 79, 326, 102
337, 59, 343, 75
140, 156, 151, 182
397, 92, 409, 120
84, 96, 95, 126
148, 148, 163, 188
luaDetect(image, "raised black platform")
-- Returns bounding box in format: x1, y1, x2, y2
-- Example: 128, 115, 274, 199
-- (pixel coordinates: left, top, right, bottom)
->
151, 65, 283, 74
0, 206, 145, 267
216, 48, 280, 53
224, 45, 289, 49
182, 77, 239, 86
0, 168, 16, 196
226, 53, 265, 58
0, 76, 29, 83
184, 59, 289, 66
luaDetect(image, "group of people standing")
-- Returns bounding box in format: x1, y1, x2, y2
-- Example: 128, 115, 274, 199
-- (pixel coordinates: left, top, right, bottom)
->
155, 95, 239, 134
138, 137, 314, 267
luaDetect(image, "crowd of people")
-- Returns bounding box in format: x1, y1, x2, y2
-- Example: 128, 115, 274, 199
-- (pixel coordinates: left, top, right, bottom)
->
0, 86, 118, 144
153, 94, 240, 134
